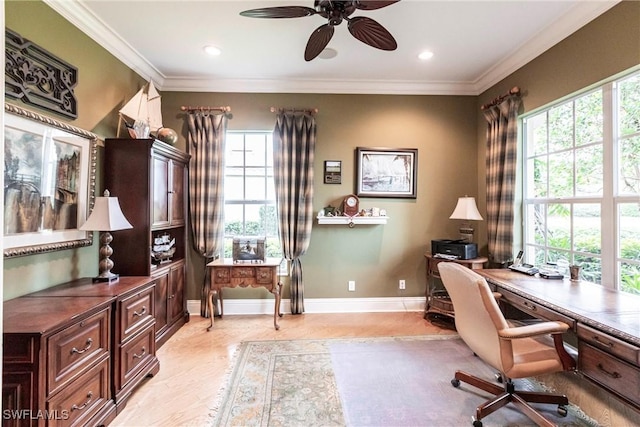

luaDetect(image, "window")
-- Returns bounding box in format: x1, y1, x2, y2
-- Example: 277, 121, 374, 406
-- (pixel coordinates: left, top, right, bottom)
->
522, 69, 640, 294
223, 131, 281, 258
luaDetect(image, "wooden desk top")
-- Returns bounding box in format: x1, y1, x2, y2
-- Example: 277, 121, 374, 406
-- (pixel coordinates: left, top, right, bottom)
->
206, 258, 284, 268
478, 269, 640, 347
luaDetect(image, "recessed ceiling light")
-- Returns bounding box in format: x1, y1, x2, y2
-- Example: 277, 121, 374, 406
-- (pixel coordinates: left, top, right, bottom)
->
418, 50, 434, 61
318, 48, 338, 59
203, 45, 221, 56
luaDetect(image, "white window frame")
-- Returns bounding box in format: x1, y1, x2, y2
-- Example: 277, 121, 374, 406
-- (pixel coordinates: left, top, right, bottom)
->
520, 67, 640, 292
223, 130, 280, 259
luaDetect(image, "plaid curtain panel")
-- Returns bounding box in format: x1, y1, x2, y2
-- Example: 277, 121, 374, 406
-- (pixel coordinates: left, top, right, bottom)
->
187, 112, 228, 316
273, 112, 316, 314
484, 96, 521, 265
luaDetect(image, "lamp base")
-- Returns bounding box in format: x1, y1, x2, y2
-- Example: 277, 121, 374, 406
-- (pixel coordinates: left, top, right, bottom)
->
92, 273, 119, 283
459, 225, 474, 243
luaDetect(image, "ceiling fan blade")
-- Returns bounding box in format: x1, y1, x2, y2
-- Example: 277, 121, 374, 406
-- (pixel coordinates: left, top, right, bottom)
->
305, 24, 335, 61
240, 6, 317, 19
347, 16, 397, 51
354, 1, 401, 11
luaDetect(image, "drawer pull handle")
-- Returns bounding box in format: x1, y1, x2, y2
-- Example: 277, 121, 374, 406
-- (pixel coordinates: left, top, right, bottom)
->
593, 336, 614, 348
523, 301, 537, 311
71, 391, 93, 411
70, 338, 93, 355
133, 306, 147, 317
133, 346, 147, 359
597, 363, 621, 379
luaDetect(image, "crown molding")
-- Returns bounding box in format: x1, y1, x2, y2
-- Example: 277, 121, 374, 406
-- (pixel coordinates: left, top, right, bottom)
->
43, 0, 165, 86
473, 0, 621, 94
45, 0, 620, 96
160, 77, 479, 95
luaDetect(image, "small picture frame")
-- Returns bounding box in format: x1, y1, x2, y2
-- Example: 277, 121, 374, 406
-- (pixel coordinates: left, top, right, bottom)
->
232, 237, 266, 263
324, 160, 342, 184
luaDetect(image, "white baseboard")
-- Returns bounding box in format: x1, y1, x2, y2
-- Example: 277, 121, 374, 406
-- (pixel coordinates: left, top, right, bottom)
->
187, 296, 426, 315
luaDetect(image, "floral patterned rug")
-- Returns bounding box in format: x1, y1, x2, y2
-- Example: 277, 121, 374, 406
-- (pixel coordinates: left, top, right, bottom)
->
212, 335, 598, 427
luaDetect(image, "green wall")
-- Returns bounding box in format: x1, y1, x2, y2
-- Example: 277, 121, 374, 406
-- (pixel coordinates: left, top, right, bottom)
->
4, 1, 639, 303
162, 92, 478, 300
4, 1, 145, 299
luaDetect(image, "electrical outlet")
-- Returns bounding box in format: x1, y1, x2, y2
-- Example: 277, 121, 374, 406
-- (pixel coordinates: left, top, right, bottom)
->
348, 280, 356, 292
399, 279, 406, 290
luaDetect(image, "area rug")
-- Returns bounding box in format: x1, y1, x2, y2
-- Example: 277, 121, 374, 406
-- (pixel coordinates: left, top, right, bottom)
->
212, 335, 598, 427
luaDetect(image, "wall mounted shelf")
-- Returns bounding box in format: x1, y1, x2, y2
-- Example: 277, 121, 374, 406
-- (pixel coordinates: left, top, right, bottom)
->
316, 214, 389, 226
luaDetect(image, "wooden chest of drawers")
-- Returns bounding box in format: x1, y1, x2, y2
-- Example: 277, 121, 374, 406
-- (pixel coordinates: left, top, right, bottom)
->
3, 297, 116, 427
3, 277, 161, 425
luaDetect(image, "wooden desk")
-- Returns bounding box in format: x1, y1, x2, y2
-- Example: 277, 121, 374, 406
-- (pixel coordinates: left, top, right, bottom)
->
478, 269, 640, 411
424, 253, 488, 321
206, 258, 283, 331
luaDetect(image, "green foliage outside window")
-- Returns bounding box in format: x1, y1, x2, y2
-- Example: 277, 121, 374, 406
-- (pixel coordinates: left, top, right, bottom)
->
524, 70, 640, 295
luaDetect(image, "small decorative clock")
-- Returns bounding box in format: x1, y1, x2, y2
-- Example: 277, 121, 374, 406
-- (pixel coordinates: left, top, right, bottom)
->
342, 194, 360, 216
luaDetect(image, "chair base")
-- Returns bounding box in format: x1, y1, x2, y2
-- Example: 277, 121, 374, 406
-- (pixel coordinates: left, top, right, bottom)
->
451, 370, 568, 427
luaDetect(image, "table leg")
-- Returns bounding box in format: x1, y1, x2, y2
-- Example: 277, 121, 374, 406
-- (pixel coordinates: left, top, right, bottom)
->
207, 289, 217, 332
271, 281, 283, 330
219, 287, 224, 317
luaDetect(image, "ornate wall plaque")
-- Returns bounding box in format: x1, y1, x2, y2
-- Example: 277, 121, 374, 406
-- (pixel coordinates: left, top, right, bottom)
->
5, 28, 78, 119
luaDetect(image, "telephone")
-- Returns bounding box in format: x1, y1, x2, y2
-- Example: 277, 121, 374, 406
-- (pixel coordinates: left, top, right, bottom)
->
509, 250, 539, 275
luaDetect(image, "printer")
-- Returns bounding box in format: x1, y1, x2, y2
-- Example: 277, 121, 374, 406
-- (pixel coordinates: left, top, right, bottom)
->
431, 239, 478, 260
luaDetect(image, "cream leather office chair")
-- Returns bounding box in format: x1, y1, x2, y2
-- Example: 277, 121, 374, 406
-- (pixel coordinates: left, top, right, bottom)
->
438, 262, 576, 427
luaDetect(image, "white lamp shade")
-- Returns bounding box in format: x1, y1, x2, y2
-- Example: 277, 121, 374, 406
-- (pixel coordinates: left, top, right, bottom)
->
79, 191, 133, 231
449, 197, 483, 221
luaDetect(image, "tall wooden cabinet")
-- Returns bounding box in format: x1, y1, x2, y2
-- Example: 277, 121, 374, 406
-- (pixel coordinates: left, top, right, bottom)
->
105, 139, 190, 347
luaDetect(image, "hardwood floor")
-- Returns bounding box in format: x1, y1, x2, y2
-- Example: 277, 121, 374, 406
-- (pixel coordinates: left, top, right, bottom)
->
111, 311, 453, 426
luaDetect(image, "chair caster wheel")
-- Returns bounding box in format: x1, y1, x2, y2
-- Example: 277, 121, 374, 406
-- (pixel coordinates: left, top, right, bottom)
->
494, 373, 503, 383
472, 418, 483, 427
451, 378, 461, 388
557, 405, 568, 417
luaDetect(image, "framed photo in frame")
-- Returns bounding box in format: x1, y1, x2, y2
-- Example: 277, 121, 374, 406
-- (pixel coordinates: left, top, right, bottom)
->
324, 160, 342, 184
3, 103, 98, 257
355, 147, 418, 198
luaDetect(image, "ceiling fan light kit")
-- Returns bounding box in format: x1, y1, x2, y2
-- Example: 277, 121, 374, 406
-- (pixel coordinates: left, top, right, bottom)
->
240, 0, 400, 61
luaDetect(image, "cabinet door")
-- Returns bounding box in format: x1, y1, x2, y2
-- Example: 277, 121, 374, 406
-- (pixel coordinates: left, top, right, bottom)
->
168, 262, 186, 325
152, 154, 170, 228
2, 373, 33, 427
170, 160, 186, 226
153, 271, 169, 337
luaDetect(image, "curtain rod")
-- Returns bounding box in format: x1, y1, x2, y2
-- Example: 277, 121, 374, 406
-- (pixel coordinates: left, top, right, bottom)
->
270, 107, 318, 114
180, 105, 231, 113
481, 86, 521, 110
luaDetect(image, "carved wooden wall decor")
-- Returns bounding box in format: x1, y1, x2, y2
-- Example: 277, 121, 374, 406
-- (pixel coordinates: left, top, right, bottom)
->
5, 28, 78, 119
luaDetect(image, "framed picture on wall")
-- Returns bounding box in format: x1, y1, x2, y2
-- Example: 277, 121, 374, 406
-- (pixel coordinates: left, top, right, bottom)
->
355, 147, 418, 198
3, 103, 98, 257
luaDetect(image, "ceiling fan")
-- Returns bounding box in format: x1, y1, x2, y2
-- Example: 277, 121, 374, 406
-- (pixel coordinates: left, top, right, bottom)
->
240, 1, 400, 61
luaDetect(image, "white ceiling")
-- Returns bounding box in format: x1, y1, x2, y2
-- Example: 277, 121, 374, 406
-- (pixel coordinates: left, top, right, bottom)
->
46, 0, 620, 95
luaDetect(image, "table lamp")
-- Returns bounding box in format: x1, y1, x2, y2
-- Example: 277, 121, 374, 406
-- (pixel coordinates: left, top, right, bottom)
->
79, 189, 133, 282
449, 196, 483, 243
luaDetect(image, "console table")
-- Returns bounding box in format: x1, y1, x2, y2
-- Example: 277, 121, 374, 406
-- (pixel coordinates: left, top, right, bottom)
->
206, 258, 283, 331
478, 269, 640, 412
424, 253, 488, 321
